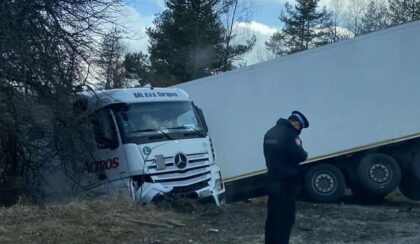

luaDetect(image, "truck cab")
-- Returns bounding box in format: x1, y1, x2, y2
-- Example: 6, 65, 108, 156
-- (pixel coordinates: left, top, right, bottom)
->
77, 87, 225, 205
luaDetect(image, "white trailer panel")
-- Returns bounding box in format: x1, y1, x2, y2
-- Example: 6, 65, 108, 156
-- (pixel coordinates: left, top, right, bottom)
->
177, 21, 420, 182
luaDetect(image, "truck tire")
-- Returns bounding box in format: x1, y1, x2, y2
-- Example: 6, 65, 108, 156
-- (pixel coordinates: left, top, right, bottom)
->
399, 173, 420, 201
303, 163, 345, 203
357, 153, 401, 195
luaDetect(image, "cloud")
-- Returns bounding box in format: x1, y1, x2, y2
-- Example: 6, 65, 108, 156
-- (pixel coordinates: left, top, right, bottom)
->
131, 0, 165, 9
116, 6, 154, 53
151, 0, 165, 9
237, 21, 277, 36
234, 20, 354, 65
235, 21, 279, 65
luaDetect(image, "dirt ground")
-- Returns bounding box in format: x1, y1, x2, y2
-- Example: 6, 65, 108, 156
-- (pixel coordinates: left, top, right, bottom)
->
0, 191, 419, 244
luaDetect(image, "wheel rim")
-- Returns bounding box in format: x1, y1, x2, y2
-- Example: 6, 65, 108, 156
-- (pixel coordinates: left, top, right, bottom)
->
312, 172, 336, 195
368, 163, 391, 184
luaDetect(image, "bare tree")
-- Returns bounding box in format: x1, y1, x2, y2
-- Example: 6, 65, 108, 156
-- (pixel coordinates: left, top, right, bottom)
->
219, 0, 256, 71
256, 47, 277, 63
0, 0, 122, 204
98, 28, 126, 89
328, 0, 353, 41
346, 0, 368, 36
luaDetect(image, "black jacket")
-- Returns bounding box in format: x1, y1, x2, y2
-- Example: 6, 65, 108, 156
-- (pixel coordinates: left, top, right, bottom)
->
264, 118, 308, 180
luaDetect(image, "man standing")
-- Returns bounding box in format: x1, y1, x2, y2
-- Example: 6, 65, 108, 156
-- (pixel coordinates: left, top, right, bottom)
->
264, 111, 309, 244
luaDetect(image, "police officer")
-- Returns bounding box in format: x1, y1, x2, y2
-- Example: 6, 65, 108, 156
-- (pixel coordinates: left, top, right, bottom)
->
264, 111, 309, 244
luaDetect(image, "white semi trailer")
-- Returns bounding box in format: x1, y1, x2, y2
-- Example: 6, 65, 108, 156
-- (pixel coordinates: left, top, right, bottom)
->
177, 20, 420, 203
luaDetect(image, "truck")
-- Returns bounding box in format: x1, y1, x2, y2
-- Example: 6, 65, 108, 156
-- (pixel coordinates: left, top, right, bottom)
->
176, 20, 420, 203
42, 87, 225, 205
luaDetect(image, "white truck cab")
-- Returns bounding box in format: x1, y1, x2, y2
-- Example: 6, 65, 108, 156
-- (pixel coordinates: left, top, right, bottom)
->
75, 87, 225, 205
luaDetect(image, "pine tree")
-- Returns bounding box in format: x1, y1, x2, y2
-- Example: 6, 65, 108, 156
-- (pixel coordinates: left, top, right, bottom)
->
388, 0, 420, 25
123, 52, 150, 86
147, 0, 255, 85
147, 0, 224, 85
265, 0, 333, 56
360, 1, 390, 35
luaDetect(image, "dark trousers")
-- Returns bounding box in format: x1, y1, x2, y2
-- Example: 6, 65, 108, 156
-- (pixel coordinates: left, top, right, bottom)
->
265, 177, 300, 244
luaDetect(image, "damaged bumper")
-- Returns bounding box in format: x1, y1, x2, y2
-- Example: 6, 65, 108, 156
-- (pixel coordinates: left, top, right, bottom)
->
128, 166, 225, 206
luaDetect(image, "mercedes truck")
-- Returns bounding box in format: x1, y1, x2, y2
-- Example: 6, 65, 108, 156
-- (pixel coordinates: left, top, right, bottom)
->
43, 87, 225, 205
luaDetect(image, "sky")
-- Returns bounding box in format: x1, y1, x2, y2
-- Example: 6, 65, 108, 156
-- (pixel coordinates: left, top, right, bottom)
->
119, 0, 355, 65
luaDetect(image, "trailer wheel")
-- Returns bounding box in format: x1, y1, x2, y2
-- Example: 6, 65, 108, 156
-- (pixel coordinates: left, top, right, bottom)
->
399, 173, 420, 201
357, 153, 401, 195
303, 163, 345, 203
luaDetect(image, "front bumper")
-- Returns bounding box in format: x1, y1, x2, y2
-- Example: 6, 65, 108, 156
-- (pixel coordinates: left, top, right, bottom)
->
129, 165, 225, 206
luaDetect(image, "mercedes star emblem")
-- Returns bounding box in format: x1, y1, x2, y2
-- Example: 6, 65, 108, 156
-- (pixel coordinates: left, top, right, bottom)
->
174, 153, 188, 169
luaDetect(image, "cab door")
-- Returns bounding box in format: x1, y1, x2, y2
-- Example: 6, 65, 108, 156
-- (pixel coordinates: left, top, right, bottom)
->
84, 108, 128, 189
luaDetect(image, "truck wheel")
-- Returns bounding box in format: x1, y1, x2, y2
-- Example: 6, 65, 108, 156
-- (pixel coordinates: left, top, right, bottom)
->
357, 153, 401, 195
399, 173, 420, 201
303, 163, 345, 203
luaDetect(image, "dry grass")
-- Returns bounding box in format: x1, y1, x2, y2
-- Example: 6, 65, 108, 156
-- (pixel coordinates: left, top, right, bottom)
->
0, 191, 419, 244
0, 194, 197, 244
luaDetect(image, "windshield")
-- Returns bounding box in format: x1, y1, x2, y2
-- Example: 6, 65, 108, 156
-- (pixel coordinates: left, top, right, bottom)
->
114, 101, 206, 144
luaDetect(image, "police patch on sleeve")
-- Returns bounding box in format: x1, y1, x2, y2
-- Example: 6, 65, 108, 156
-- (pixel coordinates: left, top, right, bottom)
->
295, 138, 302, 146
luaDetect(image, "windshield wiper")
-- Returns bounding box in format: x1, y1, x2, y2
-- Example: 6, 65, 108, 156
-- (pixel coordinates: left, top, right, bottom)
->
128, 128, 174, 140
164, 126, 205, 137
